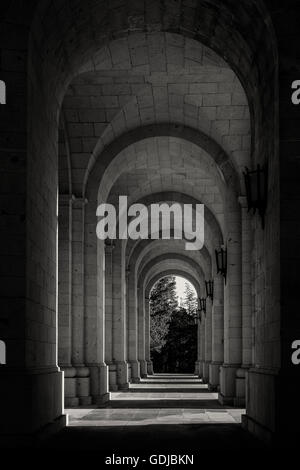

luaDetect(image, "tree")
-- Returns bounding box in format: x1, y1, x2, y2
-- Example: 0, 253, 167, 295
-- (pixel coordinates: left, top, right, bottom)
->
150, 276, 178, 361
182, 282, 198, 316
162, 308, 197, 373
150, 277, 197, 374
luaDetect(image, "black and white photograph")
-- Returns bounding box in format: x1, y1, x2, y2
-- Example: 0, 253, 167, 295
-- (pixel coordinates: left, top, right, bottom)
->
0, 0, 300, 458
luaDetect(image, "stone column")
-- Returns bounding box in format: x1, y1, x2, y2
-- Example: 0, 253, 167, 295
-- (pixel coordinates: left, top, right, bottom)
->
112, 241, 128, 389
138, 286, 147, 377
58, 194, 78, 406
194, 310, 202, 376
71, 197, 91, 405
127, 267, 140, 382
89, 237, 110, 405
219, 209, 242, 405
209, 274, 224, 391
199, 313, 205, 379
104, 242, 117, 390
235, 197, 253, 406
203, 297, 212, 383
145, 297, 153, 374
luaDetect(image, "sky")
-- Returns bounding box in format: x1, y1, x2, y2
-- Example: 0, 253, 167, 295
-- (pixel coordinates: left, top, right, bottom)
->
175, 276, 197, 306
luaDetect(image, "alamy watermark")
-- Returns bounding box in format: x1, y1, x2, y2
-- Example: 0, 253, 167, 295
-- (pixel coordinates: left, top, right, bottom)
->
96, 196, 204, 251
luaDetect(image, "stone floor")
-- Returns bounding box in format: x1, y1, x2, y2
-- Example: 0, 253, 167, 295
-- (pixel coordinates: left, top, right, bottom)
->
43, 374, 265, 452
67, 374, 244, 426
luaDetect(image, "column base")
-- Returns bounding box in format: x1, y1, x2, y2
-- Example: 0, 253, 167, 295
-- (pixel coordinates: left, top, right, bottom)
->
139, 359, 148, 376
241, 414, 273, 444
202, 361, 210, 383
194, 361, 201, 376
95, 392, 111, 407
0, 414, 67, 448
208, 362, 221, 390
65, 397, 79, 407
197, 361, 204, 379
62, 367, 78, 407
129, 360, 141, 382
108, 363, 118, 390
131, 377, 141, 384
242, 367, 300, 446
88, 363, 110, 403
75, 366, 92, 405
147, 360, 153, 375
0, 367, 65, 437
218, 364, 240, 405
116, 361, 129, 389
234, 367, 246, 407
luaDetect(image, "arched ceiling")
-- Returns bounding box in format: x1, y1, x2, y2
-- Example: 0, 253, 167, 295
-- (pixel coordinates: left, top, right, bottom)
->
136, 241, 211, 280
59, 33, 250, 197
106, 137, 225, 214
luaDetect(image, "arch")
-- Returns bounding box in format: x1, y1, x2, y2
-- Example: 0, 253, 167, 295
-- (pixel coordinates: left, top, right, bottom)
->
124, 191, 224, 264
138, 253, 206, 291
146, 270, 201, 299
86, 124, 240, 200
137, 242, 211, 281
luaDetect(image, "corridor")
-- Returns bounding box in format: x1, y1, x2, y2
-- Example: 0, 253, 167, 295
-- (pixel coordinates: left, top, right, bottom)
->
2, 0, 299, 449
43, 374, 262, 450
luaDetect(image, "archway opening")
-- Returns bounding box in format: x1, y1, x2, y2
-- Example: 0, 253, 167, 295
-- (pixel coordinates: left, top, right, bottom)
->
149, 275, 198, 374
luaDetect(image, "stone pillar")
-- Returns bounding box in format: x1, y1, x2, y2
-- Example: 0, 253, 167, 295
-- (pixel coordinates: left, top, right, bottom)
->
112, 241, 128, 389
203, 297, 212, 383
0, 38, 66, 437
71, 197, 91, 405
58, 195, 78, 406
209, 274, 224, 391
235, 197, 253, 406
199, 312, 205, 379
127, 267, 140, 382
138, 286, 147, 377
219, 209, 242, 405
194, 312, 202, 376
104, 242, 117, 391
88, 237, 110, 405
145, 297, 153, 374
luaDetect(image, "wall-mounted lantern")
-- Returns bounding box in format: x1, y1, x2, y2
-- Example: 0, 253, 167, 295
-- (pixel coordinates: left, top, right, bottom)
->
199, 297, 206, 315
243, 164, 268, 228
205, 280, 214, 301
215, 246, 227, 282
195, 309, 201, 323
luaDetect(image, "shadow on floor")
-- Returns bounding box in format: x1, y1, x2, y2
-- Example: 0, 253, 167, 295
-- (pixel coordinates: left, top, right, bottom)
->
41, 423, 265, 451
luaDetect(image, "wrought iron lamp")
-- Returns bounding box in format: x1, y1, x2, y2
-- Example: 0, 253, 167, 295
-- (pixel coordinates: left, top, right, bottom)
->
243, 164, 268, 228
199, 297, 206, 315
205, 280, 214, 301
215, 246, 227, 282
